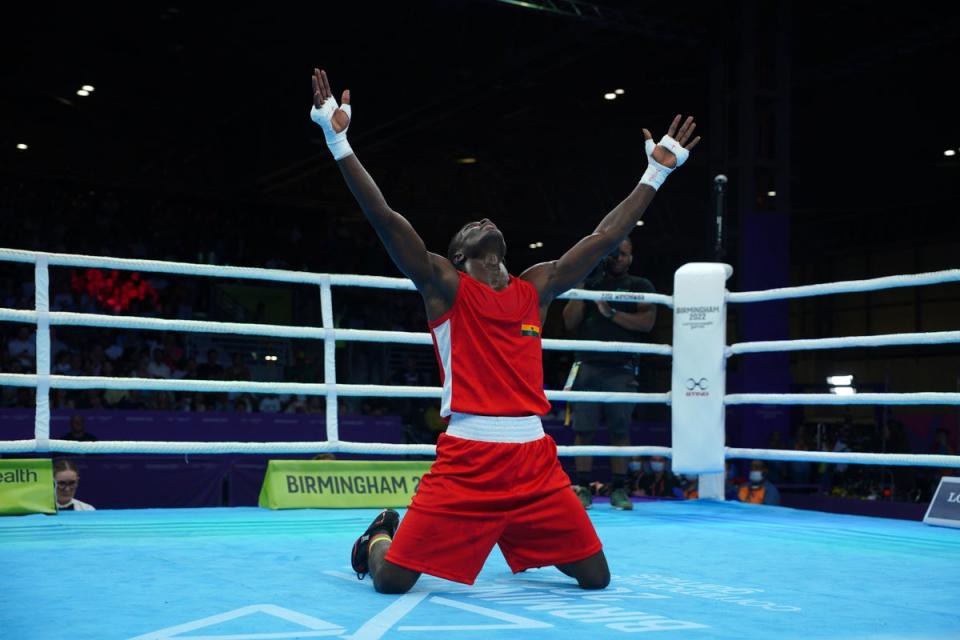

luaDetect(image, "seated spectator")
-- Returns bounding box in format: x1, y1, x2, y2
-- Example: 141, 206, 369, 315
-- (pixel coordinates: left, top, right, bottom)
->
8, 326, 35, 367
634, 455, 679, 498
54, 459, 95, 511
225, 352, 251, 380
737, 460, 781, 505
197, 348, 224, 379
146, 348, 172, 378
933, 426, 958, 481
284, 395, 308, 413
258, 394, 282, 413
787, 429, 815, 484
61, 415, 97, 442
765, 430, 786, 483
173, 356, 199, 380
680, 474, 699, 500
52, 351, 72, 374
286, 352, 319, 383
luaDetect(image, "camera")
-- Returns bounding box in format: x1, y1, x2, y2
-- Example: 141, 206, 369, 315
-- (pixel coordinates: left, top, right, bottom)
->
585, 248, 622, 287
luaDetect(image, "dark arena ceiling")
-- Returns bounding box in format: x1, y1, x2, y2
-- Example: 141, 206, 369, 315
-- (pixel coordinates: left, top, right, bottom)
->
2, 1, 958, 282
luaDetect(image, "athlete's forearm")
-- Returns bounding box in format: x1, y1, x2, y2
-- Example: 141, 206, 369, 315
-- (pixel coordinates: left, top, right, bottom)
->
337, 154, 395, 221
609, 308, 656, 332
591, 184, 656, 249
562, 299, 586, 331
336, 154, 433, 282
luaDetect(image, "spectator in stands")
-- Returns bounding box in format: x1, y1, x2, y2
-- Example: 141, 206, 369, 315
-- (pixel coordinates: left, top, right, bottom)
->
258, 395, 282, 413
680, 474, 699, 500
52, 388, 75, 410
724, 461, 743, 500
1, 360, 22, 406
8, 326, 35, 367
147, 348, 172, 378
933, 426, 957, 457
932, 426, 958, 480
286, 351, 319, 383
787, 428, 815, 484
226, 352, 251, 380
134, 353, 152, 378
54, 459, 95, 511
174, 356, 199, 380
634, 455, 678, 498
198, 349, 224, 379
285, 395, 308, 413
52, 351, 71, 374
160, 333, 185, 369
61, 415, 97, 442
306, 396, 325, 414
737, 460, 781, 505
765, 430, 786, 483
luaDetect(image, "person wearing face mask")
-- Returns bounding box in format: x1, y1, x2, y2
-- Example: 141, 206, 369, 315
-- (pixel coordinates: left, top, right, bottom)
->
680, 474, 699, 500
626, 457, 644, 488
634, 456, 679, 498
737, 460, 780, 505
53, 459, 95, 511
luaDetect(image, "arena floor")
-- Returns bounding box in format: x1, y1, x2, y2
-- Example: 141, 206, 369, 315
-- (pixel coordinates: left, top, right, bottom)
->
2, 500, 958, 639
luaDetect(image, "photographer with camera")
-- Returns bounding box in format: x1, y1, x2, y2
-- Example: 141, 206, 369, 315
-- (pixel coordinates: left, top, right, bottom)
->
562, 237, 657, 511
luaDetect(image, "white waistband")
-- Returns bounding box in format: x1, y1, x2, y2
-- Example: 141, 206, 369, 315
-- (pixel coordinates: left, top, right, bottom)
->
446, 413, 545, 443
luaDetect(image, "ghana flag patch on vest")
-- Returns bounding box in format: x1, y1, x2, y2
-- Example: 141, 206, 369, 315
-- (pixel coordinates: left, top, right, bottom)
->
521, 323, 541, 337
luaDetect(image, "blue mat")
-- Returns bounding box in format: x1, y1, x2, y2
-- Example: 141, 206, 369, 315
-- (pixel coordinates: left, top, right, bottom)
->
1, 501, 957, 639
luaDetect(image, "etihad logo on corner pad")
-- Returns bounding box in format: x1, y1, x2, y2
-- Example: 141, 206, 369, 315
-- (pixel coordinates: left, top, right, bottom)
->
520, 323, 541, 337
685, 377, 709, 397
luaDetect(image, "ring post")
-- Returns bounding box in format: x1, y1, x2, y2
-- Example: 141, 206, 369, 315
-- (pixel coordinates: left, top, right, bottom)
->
34, 256, 51, 452
318, 276, 339, 447
671, 263, 733, 499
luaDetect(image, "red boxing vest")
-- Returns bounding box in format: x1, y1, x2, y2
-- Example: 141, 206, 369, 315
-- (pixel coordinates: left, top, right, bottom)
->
429, 271, 551, 417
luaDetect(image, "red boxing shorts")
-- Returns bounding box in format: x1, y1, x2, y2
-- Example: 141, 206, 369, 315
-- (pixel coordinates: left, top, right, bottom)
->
385, 413, 603, 584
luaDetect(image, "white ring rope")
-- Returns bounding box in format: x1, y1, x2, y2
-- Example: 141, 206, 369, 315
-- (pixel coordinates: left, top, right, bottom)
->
727, 330, 960, 355
726, 392, 960, 406
0, 248, 672, 304
0, 373, 668, 404
1, 247, 958, 468
0, 308, 671, 355
727, 447, 960, 469
727, 268, 960, 303
0, 439, 674, 458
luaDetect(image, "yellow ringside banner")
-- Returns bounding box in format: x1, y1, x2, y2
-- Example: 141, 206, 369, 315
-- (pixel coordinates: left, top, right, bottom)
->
0, 459, 56, 516
258, 460, 433, 509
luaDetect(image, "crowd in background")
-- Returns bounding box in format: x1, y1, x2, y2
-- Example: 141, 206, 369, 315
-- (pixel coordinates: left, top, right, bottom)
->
1, 175, 956, 505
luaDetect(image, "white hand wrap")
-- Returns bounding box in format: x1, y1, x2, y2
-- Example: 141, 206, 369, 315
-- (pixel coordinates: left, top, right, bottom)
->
639, 134, 689, 191
310, 96, 354, 160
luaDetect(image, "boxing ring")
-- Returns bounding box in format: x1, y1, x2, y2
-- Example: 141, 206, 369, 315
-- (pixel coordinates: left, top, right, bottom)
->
1, 247, 959, 639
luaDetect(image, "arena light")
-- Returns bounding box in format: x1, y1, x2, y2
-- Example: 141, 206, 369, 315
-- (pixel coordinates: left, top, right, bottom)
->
767, 190, 777, 197
603, 92, 617, 100
76, 89, 90, 97
830, 386, 857, 396
826, 375, 853, 386
535, 241, 543, 248
456, 157, 477, 164
945, 149, 957, 157
614, 88, 625, 95
636, 220, 644, 226
16, 143, 28, 150
81, 84, 95, 92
